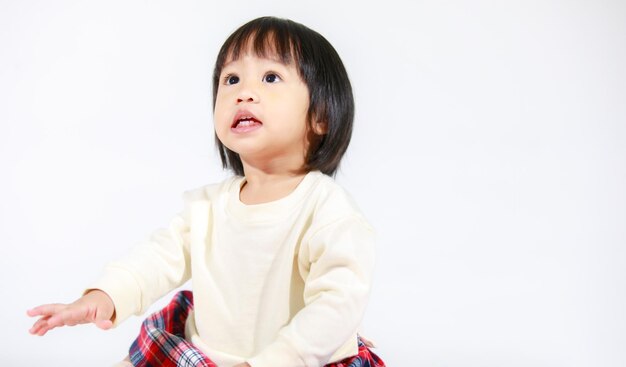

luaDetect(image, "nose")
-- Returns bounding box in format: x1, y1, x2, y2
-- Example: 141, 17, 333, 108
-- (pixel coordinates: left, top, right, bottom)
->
237, 95, 256, 103
236, 81, 259, 104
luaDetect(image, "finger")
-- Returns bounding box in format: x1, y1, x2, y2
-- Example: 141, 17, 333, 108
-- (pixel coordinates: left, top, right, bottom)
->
27, 304, 64, 317
29, 315, 51, 335
33, 318, 56, 336
360, 336, 376, 348
36, 323, 52, 336
47, 314, 73, 328
48, 305, 91, 328
47, 309, 77, 328
36, 323, 54, 336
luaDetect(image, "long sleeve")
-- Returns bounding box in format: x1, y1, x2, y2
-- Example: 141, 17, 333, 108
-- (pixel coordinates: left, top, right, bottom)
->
86, 188, 201, 326
246, 215, 376, 367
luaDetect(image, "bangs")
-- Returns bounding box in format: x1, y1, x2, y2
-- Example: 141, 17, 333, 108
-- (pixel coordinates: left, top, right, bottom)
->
216, 18, 302, 69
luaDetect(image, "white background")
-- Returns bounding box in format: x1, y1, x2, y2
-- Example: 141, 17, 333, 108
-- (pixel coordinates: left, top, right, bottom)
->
1, 0, 625, 366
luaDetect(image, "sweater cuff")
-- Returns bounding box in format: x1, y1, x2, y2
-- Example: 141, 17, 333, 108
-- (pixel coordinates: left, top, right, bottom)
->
84, 266, 143, 327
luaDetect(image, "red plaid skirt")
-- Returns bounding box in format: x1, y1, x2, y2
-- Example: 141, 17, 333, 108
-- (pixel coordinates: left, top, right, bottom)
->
128, 290, 385, 367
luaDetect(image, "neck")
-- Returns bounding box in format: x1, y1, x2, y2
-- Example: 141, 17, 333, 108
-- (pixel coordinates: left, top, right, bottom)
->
238, 163, 309, 205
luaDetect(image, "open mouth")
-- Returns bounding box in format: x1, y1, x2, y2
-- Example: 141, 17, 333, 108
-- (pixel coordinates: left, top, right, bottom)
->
232, 116, 262, 128
231, 110, 263, 131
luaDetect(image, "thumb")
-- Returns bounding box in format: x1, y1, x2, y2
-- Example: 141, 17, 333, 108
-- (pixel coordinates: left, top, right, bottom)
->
95, 319, 113, 330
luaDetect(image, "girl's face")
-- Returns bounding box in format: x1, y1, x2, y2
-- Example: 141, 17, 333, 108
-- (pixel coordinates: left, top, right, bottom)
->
214, 51, 313, 174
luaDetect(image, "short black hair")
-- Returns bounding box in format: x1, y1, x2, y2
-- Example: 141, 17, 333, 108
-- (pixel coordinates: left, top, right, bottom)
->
212, 16, 354, 176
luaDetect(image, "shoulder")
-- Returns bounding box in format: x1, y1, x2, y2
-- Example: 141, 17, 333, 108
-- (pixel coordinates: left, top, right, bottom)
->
308, 172, 372, 231
300, 173, 376, 264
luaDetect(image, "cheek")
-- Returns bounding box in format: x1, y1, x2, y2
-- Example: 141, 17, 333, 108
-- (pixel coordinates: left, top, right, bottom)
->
213, 97, 230, 127
292, 87, 310, 120
273, 89, 309, 118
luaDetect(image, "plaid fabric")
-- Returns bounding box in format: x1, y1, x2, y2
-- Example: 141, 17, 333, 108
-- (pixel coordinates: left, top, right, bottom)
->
129, 290, 385, 367
129, 290, 215, 367
329, 338, 386, 367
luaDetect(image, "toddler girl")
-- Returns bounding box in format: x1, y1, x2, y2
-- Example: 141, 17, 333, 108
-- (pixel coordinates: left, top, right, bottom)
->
28, 16, 385, 367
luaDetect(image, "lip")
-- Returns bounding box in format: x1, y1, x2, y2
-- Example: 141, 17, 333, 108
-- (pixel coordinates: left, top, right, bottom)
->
231, 109, 263, 128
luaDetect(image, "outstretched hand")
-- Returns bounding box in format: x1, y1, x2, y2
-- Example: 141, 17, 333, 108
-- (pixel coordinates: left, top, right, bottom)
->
27, 289, 115, 336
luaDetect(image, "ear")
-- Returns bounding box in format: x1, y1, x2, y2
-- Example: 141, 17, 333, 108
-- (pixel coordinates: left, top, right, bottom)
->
312, 121, 328, 135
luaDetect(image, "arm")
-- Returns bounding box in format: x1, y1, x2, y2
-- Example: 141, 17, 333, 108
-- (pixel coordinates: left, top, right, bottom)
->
28, 188, 202, 333
247, 216, 376, 367
85, 189, 199, 326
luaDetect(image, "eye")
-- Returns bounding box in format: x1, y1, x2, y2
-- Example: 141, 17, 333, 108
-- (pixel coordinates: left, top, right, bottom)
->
224, 74, 239, 85
263, 73, 281, 83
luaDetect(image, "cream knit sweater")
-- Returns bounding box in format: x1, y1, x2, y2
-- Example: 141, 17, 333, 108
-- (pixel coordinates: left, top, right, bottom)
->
89, 171, 376, 367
